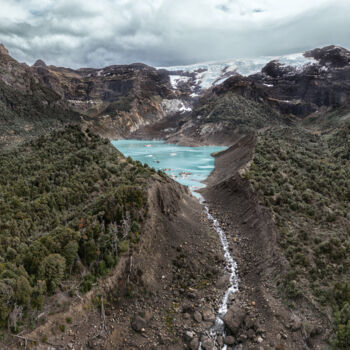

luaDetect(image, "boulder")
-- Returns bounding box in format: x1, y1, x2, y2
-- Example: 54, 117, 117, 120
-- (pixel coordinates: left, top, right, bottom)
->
193, 310, 202, 323
202, 307, 216, 322
201, 337, 216, 350
184, 331, 195, 342
222, 305, 246, 335
290, 314, 302, 331
182, 300, 195, 313
190, 337, 199, 350
244, 315, 256, 329
217, 335, 223, 347
183, 312, 191, 320
224, 336, 235, 345
247, 328, 255, 339
131, 315, 147, 332
238, 334, 247, 343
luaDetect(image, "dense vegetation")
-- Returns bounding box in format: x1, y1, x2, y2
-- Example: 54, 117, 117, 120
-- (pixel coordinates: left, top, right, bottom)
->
0, 126, 154, 330
247, 125, 350, 348
193, 92, 287, 131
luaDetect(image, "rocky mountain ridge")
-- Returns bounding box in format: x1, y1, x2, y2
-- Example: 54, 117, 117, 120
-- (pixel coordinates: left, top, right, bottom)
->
0, 47, 81, 147
148, 45, 350, 145
1, 44, 349, 147
0, 45, 191, 147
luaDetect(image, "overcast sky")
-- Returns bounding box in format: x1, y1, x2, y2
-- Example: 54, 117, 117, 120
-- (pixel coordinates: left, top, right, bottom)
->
0, 0, 349, 68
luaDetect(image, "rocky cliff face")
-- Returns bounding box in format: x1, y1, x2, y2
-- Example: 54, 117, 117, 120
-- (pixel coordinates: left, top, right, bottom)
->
31, 61, 179, 138
0, 45, 189, 147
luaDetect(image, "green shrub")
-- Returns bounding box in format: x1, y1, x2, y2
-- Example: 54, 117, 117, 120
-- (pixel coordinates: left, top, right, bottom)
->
79, 274, 96, 294
119, 240, 129, 253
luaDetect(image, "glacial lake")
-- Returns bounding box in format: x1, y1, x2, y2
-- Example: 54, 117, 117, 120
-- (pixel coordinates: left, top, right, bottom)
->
112, 140, 226, 195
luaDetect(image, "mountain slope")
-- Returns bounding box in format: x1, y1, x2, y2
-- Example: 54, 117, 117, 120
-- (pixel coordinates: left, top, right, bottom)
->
152, 45, 350, 146
0, 46, 81, 147
0, 126, 229, 350
247, 123, 350, 348
0, 126, 154, 328
0, 44, 187, 147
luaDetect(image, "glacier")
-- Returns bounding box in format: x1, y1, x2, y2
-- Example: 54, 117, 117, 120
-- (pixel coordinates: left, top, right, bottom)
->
159, 52, 315, 93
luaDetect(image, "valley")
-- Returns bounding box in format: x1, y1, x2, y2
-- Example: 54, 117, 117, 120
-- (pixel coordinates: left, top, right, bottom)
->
0, 44, 349, 350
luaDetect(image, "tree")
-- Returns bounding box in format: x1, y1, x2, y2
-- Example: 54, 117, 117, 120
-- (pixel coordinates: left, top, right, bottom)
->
63, 241, 79, 271
23, 241, 48, 275
0, 281, 13, 327
39, 254, 66, 293
13, 275, 31, 305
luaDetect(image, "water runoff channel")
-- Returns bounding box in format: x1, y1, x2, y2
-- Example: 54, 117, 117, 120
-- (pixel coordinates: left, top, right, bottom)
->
112, 140, 239, 349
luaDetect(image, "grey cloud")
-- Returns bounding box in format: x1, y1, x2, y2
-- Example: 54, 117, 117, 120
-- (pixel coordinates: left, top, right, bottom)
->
0, 0, 349, 68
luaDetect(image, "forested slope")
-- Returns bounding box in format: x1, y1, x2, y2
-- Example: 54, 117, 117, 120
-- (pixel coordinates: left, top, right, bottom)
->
0, 126, 155, 330
247, 123, 350, 348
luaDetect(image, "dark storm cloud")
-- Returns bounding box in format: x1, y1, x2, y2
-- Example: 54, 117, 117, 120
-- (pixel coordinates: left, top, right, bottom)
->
0, 0, 349, 68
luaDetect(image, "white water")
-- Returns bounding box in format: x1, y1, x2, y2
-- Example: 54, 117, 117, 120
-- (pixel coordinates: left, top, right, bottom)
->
198, 195, 239, 350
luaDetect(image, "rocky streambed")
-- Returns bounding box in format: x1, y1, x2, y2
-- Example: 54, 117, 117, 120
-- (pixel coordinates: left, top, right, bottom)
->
197, 198, 239, 350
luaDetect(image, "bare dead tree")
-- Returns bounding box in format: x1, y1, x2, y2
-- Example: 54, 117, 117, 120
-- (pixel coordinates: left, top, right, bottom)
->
101, 297, 107, 332
110, 221, 119, 256
127, 255, 133, 285
11, 333, 62, 349
8, 304, 23, 331
122, 211, 130, 239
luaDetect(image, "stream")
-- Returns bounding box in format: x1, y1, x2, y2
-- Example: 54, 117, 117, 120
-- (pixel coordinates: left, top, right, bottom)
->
198, 196, 239, 349
112, 140, 239, 349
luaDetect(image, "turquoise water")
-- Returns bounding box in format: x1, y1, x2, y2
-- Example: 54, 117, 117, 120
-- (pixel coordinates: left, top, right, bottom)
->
112, 140, 226, 195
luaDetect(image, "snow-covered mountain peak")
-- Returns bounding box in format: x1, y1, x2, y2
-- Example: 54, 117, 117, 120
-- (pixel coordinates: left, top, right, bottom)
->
160, 52, 315, 94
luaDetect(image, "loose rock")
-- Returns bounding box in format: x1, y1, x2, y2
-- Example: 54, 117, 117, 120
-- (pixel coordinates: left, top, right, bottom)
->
224, 336, 235, 345
193, 310, 202, 323
131, 315, 147, 332
190, 337, 199, 350
202, 307, 216, 322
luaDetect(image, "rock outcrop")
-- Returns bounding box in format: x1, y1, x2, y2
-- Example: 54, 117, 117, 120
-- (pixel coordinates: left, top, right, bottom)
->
0, 43, 9, 56
305, 45, 350, 67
